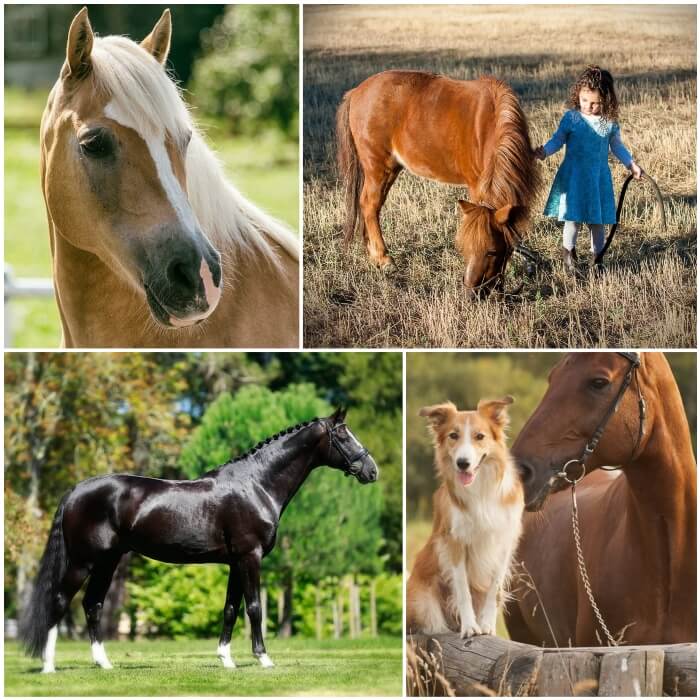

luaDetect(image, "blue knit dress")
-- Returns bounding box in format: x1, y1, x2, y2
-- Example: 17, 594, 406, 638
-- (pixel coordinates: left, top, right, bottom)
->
543, 110, 633, 225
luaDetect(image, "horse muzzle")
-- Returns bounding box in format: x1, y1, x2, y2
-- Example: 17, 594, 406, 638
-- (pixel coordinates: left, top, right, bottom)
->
144, 250, 222, 328
354, 457, 379, 484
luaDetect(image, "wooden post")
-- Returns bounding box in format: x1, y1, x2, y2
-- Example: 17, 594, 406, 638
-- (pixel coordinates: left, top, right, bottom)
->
598, 649, 664, 696
277, 589, 284, 625
332, 600, 340, 639
370, 579, 377, 637
315, 588, 323, 640
354, 583, 362, 636
261, 587, 267, 636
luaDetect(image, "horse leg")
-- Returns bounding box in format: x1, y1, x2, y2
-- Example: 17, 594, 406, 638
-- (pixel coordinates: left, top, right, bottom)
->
82, 553, 121, 670
217, 564, 244, 669
42, 563, 90, 673
359, 164, 400, 272
239, 551, 273, 668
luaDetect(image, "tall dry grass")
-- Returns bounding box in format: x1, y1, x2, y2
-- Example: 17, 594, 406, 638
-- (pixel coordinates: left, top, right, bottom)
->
303, 4, 696, 348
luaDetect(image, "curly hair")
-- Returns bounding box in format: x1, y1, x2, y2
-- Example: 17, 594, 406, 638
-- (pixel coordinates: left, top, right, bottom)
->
567, 65, 619, 122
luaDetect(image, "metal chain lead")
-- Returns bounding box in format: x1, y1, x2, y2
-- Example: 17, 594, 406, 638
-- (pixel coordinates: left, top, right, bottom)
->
570, 484, 618, 646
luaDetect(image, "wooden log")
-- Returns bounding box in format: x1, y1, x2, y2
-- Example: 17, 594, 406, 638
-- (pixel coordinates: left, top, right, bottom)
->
536, 650, 598, 696
598, 649, 664, 697
410, 634, 696, 697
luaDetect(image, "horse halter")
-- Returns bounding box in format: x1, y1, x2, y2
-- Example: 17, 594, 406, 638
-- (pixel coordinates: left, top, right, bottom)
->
325, 421, 369, 477
557, 352, 647, 485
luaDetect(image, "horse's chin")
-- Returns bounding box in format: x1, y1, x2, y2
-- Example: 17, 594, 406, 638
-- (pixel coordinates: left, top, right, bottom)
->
144, 286, 213, 329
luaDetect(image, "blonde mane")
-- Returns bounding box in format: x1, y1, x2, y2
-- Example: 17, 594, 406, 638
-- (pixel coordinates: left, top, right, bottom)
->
89, 36, 299, 262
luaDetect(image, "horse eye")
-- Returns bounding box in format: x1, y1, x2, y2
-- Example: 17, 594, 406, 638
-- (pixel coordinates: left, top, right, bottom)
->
182, 130, 192, 151
475, 433, 485, 441
80, 130, 114, 159
590, 377, 610, 390
485, 250, 498, 257
449, 432, 459, 440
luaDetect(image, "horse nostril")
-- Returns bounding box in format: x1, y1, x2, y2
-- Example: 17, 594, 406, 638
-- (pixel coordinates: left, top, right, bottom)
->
456, 458, 470, 471
167, 259, 198, 293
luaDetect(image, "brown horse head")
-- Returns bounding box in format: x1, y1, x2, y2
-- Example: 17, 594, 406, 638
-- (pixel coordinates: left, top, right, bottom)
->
41, 8, 222, 329
455, 200, 522, 294
513, 353, 651, 511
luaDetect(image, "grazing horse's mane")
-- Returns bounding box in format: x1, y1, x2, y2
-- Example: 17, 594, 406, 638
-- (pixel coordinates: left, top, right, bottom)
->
478, 77, 540, 235
89, 36, 299, 264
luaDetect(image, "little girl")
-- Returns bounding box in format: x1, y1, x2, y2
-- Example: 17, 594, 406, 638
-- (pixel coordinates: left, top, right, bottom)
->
535, 66, 643, 270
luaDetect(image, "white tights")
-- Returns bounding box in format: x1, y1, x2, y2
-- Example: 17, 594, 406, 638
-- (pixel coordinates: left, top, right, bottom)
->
563, 221, 606, 255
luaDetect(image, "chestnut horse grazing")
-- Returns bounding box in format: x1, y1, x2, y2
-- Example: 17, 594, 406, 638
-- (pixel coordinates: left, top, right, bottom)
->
336, 70, 539, 292
41, 9, 298, 348
507, 352, 696, 646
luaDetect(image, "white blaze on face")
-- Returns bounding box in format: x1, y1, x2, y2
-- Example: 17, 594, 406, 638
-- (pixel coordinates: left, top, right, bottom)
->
452, 424, 481, 487
103, 100, 222, 321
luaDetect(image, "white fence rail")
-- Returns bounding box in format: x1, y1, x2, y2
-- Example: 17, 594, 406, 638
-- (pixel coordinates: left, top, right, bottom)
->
4, 265, 54, 346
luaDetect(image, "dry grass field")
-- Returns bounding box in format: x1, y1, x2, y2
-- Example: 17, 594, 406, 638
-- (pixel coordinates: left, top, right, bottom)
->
303, 4, 696, 348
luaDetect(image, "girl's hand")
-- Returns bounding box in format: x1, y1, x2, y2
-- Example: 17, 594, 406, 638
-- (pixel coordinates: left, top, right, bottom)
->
630, 161, 643, 180
533, 145, 546, 160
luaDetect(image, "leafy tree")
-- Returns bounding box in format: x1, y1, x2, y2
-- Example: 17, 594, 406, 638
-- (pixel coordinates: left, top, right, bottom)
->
190, 4, 298, 138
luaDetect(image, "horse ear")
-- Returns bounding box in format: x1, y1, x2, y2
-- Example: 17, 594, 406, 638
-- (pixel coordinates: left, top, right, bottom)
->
494, 205, 515, 225
419, 402, 456, 430
457, 200, 479, 216
63, 7, 94, 80
477, 395, 514, 428
141, 9, 172, 65
331, 406, 347, 424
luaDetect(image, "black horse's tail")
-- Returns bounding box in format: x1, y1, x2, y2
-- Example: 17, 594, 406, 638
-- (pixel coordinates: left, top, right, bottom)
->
336, 90, 365, 245
19, 490, 72, 658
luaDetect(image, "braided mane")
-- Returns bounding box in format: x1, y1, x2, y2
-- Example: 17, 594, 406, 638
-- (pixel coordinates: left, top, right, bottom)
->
232, 417, 321, 463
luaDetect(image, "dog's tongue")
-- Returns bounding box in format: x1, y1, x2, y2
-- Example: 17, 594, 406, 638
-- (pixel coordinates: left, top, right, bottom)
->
458, 471, 475, 487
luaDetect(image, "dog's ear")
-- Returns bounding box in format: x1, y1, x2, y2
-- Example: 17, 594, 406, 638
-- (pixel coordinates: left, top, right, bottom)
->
419, 402, 456, 431
477, 396, 514, 429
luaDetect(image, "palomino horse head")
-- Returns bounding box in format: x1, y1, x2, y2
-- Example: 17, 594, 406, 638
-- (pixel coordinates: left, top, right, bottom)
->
41, 8, 222, 328
513, 353, 649, 511
455, 200, 524, 294
323, 407, 379, 484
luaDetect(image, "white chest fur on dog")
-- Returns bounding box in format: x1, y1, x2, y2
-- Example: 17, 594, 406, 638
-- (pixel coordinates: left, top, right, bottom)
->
407, 398, 525, 638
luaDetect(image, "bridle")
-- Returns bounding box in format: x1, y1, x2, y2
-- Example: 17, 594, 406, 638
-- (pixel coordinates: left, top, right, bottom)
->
556, 351, 646, 485
325, 421, 369, 477
554, 351, 646, 646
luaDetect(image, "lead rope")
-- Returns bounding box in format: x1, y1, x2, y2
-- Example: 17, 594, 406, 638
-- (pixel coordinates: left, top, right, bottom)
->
569, 482, 618, 646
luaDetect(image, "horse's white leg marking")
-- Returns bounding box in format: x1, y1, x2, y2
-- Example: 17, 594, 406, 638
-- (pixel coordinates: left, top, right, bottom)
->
41, 625, 58, 673
217, 642, 236, 669
91, 641, 113, 669
257, 652, 274, 668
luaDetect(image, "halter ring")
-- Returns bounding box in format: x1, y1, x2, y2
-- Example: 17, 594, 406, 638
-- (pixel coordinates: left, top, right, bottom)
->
558, 459, 586, 484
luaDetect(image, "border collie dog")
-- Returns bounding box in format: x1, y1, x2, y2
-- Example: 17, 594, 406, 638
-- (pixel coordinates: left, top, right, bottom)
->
407, 397, 524, 637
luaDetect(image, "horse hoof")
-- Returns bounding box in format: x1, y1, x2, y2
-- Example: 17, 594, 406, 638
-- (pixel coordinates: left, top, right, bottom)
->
380, 260, 396, 275
41, 666, 56, 674
258, 653, 275, 668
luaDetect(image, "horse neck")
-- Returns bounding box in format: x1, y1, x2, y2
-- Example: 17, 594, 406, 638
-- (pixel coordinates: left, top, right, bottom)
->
233, 425, 325, 517
622, 359, 696, 591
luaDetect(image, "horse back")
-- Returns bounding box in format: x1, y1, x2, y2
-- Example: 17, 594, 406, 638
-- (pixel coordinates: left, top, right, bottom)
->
347, 70, 501, 188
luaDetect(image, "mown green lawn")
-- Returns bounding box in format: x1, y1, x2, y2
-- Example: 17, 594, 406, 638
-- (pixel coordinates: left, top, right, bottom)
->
5, 636, 402, 696
4, 87, 298, 348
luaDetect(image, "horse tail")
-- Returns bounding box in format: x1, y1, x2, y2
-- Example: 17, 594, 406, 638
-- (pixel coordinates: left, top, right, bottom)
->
484, 78, 541, 244
336, 90, 365, 245
19, 490, 72, 658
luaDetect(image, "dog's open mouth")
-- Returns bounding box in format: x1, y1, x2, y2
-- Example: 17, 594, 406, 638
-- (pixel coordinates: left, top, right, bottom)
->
457, 468, 478, 487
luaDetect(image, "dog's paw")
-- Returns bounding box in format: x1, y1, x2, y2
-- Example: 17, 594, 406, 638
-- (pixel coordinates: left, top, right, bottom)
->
477, 621, 497, 636
460, 621, 482, 638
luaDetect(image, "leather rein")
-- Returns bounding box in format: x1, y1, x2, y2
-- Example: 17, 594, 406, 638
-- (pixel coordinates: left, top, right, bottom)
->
554, 351, 647, 646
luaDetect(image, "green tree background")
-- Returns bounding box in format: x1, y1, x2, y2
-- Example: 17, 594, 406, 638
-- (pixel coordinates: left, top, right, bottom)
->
4, 352, 401, 640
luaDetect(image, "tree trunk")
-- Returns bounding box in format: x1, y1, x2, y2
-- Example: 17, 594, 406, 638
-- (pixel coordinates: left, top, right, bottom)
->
277, 569, 293, 638
102, 553, 131, 638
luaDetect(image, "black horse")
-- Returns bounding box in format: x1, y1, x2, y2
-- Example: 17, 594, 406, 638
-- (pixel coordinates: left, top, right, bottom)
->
20, 408, 378, 673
